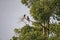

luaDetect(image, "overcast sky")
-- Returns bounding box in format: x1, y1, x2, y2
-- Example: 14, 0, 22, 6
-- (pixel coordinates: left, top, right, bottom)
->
0, 0, 29, 40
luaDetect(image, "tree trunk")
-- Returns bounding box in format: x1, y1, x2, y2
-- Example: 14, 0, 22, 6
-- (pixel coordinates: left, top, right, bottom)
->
42, 20, 49, 40
43, 27, 48, 40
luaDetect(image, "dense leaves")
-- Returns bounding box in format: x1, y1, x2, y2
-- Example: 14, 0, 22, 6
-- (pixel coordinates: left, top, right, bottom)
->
11, 24, 60, 40
21, 0, 60, 21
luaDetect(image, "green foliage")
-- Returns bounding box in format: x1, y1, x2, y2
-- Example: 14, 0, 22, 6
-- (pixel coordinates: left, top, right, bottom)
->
21, 0, 60, 22
11, 0, 60, 40
21, 0, 60, 40
11, 24, 60, 40
14, 28, 21, 34
15, 25, 48, 40
12, 36, 18, 40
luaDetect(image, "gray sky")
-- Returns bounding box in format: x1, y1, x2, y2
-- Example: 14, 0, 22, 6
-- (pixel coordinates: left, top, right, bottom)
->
0, 0, 29, 40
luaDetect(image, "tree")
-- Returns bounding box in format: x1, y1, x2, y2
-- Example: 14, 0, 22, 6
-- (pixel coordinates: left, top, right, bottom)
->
21, 0, 60, 37
11, 0, 60, 40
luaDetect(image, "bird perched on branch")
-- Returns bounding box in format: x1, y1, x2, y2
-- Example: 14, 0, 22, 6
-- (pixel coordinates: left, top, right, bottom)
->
20, 14, 31, 23
27, 16, 30, 22
20, 14, 26, 21
24, 14, 26, 18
